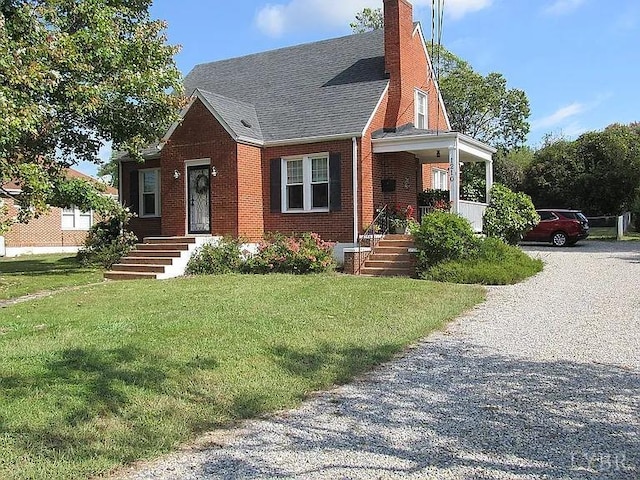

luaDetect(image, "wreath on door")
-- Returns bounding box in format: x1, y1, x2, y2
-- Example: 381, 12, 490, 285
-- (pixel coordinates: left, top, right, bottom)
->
194, 173, 209, 195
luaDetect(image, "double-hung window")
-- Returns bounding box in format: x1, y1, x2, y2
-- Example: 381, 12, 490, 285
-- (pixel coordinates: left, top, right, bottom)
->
415, 89, 428, 129
140, 169, 161, 217
283, 154, 329, 212
61, 206, 92, 230
432, 168, 448, 190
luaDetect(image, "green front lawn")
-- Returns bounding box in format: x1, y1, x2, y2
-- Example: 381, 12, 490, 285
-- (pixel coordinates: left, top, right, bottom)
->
0, 254, 103, 301
0, 274, 485, 479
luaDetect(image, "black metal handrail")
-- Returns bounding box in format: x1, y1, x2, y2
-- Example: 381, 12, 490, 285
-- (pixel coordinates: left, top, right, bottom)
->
356, 204, 389, 274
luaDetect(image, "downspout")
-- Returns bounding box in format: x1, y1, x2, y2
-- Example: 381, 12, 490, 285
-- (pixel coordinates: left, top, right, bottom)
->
118, 159, 123, 206
352, 137, 359, 244
118, 159, 124, 235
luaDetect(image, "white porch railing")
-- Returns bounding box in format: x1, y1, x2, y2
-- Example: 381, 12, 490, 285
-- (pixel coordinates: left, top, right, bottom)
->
459, 200, 487, 232
419, 201, 487, 233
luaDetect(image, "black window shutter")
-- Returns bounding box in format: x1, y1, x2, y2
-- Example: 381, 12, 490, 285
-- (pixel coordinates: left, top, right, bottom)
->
129, 170, 139, 214
329, 153, 341, 212
270, 158, 281, 213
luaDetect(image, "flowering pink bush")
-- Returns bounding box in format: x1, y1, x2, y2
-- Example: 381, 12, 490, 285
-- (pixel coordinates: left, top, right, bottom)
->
244, 232, 335, 274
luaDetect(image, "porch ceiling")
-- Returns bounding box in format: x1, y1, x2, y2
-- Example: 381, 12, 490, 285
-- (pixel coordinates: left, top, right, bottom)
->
371, 131, 496, 163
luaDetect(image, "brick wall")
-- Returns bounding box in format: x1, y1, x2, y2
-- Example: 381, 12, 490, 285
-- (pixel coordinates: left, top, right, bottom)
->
1, 196, 90, 248
383, 0, 448, 130
160, 99, 238, 237
237, 143, 264, 241
263, 140, 354, 243
357, 0, 451, 230
121, 157, 162, 240
360, 93, 389, 229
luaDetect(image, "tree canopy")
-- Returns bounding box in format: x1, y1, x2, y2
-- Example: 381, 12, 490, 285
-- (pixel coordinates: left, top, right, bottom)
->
350, 7, 383, 33
0, 0, 184, 233
523, 124, 640, 215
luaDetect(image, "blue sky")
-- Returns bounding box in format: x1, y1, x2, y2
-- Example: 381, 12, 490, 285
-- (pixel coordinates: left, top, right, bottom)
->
80, 0, 640, 177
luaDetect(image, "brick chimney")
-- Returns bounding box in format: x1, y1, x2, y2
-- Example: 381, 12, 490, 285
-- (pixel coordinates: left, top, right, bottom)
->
384, 0, 414, 130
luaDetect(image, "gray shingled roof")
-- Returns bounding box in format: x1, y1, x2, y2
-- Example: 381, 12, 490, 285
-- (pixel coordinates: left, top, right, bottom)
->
198, 90, 264, 143
184, 29, 389, 142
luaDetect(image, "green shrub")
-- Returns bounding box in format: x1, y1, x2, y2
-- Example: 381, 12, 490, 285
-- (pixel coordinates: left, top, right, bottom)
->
186, 237, 245, 275
424, 237, 543, 284
483, 183, 539, 245
244, 232, 335, 274
413, 211, 479, 275
77, 210, 137, 269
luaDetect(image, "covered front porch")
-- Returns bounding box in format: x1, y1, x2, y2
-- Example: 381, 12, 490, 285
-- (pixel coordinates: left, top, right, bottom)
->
372, 127, 497, 232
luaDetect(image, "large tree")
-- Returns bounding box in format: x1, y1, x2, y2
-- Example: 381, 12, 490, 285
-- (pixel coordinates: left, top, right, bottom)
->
0, 0, 183, 233
524, 124, 640, 214
350, 8, 530, 149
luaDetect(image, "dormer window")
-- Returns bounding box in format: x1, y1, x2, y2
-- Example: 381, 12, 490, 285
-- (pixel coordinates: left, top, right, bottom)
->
415, 89, 428, 129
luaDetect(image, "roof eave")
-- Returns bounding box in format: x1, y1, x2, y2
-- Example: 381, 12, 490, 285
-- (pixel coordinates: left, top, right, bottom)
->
264, 132, 362, 147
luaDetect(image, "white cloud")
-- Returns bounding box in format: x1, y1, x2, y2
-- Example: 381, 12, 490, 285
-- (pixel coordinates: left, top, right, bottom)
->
255, 0, 492, 37
561, 121, 587, 138
543, 0, 586, 16
256, 0, 377, 37
445, 0, 492, 20
531, 102, 586, 130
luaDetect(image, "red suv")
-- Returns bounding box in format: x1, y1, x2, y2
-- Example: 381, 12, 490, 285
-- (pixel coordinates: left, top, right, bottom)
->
523, 209, 590, 247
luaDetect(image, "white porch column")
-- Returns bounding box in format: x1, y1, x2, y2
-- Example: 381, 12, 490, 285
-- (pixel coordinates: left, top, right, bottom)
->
448, 140, 460, 215
485, 158, 493, 203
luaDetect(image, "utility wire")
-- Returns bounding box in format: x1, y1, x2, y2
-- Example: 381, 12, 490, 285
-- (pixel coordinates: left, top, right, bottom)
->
431, 0, 444, 133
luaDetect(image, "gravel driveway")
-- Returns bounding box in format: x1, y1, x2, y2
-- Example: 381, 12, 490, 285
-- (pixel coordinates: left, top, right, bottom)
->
118, 241, 640, 480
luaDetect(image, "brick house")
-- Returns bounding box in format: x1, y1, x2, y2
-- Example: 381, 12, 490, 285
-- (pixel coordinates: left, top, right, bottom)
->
0, 168, 117, 257
117, 0, 494, 265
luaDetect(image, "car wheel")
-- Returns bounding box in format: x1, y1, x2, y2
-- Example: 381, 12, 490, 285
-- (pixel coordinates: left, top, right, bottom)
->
552, 231, 568, 247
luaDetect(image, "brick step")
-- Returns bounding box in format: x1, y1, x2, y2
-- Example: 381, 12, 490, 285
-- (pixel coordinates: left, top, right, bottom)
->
111, 264, 167, 273
372, 246, 411, 254
377, 239, 415, 248
364, 260, 413, 269
128, 250, 183, 258
143, 236, 197, 244
359, 267, 415, 277
119, 256, 174, 265
135, 243, 191, 251
367, 253, 412, 262
384, 234, 413, 240
104, 271, 158, 281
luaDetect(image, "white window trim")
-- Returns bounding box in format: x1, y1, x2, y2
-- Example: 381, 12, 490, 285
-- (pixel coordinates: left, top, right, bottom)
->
139, 168, 161, 218
281, 153, 330, 213
61, 206, 93, 231
414, 88, 428, 130
433, 168, 448, 191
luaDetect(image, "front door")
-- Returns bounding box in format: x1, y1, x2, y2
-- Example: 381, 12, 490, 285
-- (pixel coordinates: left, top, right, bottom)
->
187, 165, 211, 234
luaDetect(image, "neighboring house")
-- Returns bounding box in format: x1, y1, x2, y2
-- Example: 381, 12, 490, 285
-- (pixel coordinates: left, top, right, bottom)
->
0, 168, 117, 257
118, 0, 495, 261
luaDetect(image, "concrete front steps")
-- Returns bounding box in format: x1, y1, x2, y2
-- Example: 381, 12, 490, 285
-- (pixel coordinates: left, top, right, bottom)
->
104, 236, 210, 281
359, 234, 416, 277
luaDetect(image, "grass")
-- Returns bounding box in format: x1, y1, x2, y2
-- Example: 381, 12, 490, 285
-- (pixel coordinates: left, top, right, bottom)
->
0, 273, 485, 479
587, 227, 640, 240
0, 254, 103, 301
